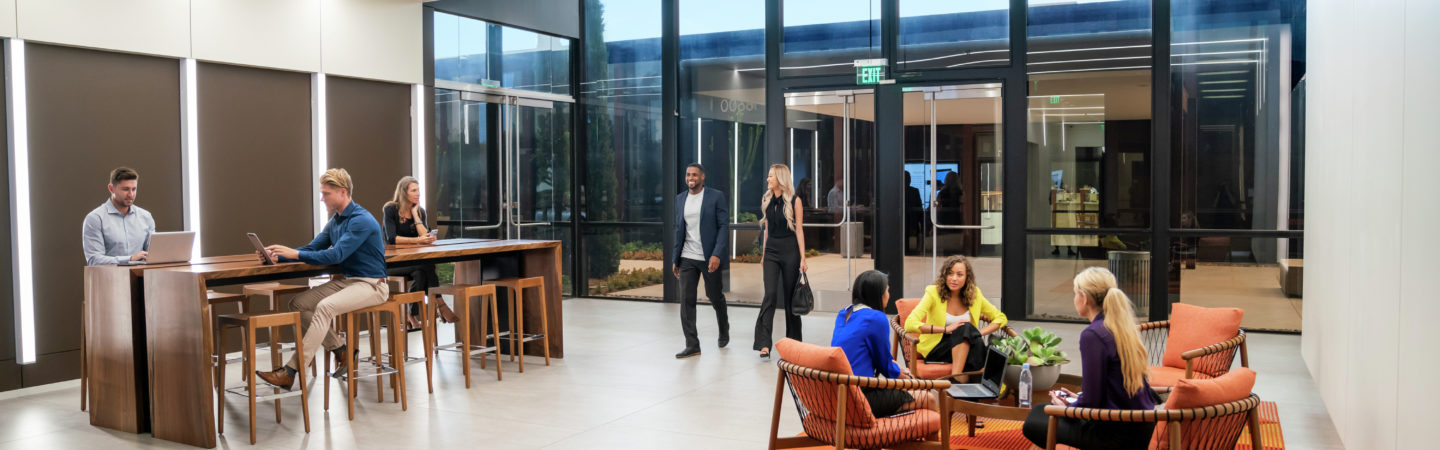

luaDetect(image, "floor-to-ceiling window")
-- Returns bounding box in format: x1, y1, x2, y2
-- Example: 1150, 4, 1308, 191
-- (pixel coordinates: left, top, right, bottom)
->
431, 11, 576, 294
581, 0, 666, 297
1170, 0, 1305, 332
1024, 0, 1154, 321
674, 0, 767, 303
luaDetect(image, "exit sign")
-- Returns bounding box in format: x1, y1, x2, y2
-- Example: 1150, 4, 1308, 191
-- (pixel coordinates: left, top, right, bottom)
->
856, 66, 885, 85
854, 58, 888, 85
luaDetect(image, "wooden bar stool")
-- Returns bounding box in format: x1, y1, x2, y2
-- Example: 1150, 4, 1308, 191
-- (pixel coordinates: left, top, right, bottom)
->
429, 284, 502, 387
490, 276, 551, 372
213, 311, 310, 445
242, 283, 313, 376
381, 283, 435, 394
324, 298, 407, 420
206, 291, 250, 386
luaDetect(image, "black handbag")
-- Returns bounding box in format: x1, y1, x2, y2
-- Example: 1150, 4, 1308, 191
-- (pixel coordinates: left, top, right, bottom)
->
790, 272, 814, 316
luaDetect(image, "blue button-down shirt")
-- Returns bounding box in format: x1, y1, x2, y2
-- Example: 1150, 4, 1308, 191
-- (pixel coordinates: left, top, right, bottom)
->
82, 200, 155, 266
280, 201, 386, 278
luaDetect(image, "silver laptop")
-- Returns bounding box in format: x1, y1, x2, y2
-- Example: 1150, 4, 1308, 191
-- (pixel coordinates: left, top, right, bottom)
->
947, 345, 1009, 399
119, 231, 195, 265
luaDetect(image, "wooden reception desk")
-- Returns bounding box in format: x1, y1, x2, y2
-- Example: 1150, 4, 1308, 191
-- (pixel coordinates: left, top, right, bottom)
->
83, 239, 563, 448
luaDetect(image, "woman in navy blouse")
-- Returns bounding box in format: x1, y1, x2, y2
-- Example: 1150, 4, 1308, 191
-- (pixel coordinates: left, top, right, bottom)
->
830, 270, 936, 417
1022, 267, 1157, 449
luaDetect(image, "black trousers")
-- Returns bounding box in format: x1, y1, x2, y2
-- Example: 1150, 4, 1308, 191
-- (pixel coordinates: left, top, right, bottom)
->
861, 387, 915, 418
677, 257, 729, 349
1022, 403, 1155, 450
755, 234, 801, 351
922, 322, 987, 372
387, 264, 439, 317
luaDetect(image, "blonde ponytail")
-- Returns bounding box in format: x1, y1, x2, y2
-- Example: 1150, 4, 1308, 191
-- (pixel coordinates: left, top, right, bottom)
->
1075, 267, 1149, 396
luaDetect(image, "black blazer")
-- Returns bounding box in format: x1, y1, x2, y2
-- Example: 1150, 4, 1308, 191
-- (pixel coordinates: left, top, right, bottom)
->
671, 187, 730, 268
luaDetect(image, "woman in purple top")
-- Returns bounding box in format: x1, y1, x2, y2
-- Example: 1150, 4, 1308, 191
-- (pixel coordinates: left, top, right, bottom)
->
1022, 267, 1157, 449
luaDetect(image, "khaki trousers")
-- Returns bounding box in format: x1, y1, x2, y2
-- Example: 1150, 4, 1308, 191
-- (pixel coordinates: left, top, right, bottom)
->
285, 277, 389, 370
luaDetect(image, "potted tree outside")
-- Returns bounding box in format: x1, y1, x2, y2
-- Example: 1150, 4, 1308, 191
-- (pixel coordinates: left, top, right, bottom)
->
995, 327, 1069, 392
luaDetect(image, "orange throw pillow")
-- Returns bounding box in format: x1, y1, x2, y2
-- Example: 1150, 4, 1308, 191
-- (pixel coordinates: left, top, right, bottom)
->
776, 338, 854, 376
1150, 368, 1257, 449
1161, 303, 1243, 369
1164, 367, 1256, 409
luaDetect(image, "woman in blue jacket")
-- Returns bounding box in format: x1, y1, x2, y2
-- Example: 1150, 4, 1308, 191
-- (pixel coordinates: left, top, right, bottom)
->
830, 270, 936, 417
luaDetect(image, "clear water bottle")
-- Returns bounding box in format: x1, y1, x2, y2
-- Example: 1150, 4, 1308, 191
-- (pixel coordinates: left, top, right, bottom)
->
1018, 363, 1033, 407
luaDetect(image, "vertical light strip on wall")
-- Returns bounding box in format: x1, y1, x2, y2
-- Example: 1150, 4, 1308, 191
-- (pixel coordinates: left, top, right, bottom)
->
312, 74, 328, 232
412, 84, 426, 208
180, 59, 201, 260
6, 39, 35, 364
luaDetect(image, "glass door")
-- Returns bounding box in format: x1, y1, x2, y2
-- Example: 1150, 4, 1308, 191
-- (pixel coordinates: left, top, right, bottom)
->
901, 84, 1004, 301
785, 89, 875, 312
433, 82, 576, 293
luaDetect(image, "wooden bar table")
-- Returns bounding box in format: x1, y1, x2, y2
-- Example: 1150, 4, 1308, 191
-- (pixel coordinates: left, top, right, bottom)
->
85, 239, 563, 448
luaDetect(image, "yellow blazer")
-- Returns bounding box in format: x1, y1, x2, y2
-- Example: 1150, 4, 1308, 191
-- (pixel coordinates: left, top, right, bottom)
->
903, 285, 1008, 358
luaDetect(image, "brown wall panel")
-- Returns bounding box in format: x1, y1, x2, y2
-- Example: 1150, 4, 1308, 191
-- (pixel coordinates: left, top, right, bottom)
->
197, 63, 313, 255
326, 76, 412, 223
27, 44, 184, 360
0, 43, 12, 366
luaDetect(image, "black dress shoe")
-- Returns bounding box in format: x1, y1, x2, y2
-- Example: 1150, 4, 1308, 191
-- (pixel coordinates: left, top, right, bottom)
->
675, 347, 702, 359
718, 333, 730, 348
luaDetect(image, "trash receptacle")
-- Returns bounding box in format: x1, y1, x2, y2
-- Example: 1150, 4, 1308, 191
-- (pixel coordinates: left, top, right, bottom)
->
1107, 251, 1149, 317
840, 222, 863, 258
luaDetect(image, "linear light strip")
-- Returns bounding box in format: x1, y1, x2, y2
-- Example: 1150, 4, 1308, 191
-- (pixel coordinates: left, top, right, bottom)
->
6, 39, 35, 364
312, 74, 328, 232
181, 59, 201, 260
413, 84, 426, 209
1027, 65, 1151, 75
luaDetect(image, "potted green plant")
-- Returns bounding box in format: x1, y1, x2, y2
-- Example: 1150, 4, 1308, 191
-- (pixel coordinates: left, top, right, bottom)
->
994, 327, 1069, 391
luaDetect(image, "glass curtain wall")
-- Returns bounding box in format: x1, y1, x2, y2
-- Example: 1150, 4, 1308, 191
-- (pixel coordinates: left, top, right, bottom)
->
1171, 0, 1305, 332
678, 0, 767, 303
897, 0, 1010, 70
1024, 0, 1153, 321
781, 0, 883, 77
582, 0, 666, 298
432, 11, 576, 294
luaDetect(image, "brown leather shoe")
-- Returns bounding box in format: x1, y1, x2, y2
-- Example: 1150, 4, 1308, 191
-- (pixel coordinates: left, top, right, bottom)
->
255, 368, 294, 390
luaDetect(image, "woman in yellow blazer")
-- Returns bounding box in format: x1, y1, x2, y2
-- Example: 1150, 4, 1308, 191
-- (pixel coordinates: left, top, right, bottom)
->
903, 255, 1007, 378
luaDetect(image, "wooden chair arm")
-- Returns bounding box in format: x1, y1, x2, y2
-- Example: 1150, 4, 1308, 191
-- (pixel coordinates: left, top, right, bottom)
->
777, 360, 953, 390
890, 317, 921, 343
1041, 394, 1260, 422
1179, 330, 1246, 361
999, 325, 1018, 338
1138, 320, 1171, 332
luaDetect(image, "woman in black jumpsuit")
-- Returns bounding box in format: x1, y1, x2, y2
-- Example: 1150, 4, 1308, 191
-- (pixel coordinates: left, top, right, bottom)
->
754, 164, 808, 359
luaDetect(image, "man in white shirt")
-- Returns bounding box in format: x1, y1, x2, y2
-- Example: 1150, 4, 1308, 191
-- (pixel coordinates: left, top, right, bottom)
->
670, 164, 730, 358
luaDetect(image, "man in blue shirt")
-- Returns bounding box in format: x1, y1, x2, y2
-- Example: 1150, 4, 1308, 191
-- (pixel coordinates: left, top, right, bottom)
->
256, 168, 390, 390
81, 167, 155, 265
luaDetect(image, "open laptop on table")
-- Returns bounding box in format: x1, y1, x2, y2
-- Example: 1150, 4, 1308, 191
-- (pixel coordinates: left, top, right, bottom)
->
117, 231, 195, 265
947, 345, 1009, 400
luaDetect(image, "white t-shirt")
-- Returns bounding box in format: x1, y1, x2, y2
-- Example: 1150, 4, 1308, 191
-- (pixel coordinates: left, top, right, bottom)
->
945, 311, 972, 326
682, 190, 705, 261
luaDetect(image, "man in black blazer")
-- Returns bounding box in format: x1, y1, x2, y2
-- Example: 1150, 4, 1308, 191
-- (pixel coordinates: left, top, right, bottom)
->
672, 163, 730, 358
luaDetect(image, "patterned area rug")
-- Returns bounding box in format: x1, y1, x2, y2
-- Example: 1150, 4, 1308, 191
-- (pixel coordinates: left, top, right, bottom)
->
792, 401, 1285, 450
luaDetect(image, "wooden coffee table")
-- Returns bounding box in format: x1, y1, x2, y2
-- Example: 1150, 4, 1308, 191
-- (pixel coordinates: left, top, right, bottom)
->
944, 373, 1083, 438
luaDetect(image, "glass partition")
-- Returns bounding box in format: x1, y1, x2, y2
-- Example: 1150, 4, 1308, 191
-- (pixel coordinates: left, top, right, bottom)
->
898, 0, 1010, 71
781, 0, 883, 77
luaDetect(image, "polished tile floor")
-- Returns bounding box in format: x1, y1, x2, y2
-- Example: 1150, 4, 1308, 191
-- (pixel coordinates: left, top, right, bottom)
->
0, 298, 1340, 449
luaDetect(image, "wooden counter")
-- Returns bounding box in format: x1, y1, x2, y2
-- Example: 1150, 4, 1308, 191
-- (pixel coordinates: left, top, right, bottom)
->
84, 239, 562, 448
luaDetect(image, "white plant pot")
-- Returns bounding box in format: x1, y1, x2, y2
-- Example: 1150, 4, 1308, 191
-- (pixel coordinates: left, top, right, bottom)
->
1004, 363, 1063, 393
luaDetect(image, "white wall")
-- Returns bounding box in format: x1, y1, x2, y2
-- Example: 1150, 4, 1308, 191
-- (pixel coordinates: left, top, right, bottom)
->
0, 0, 420, 84
322, 0, 423, 84
1304, 0, 1440, 449
192, 0, 321, 73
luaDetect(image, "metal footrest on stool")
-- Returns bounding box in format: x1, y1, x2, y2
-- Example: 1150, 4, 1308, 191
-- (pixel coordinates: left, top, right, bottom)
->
225, 385, 305, 402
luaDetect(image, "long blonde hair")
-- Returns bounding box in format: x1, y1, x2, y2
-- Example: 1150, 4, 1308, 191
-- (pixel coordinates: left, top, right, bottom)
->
760, 164, 796, 230
1074, 267, 1148, 395
386, 176, 419, 215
